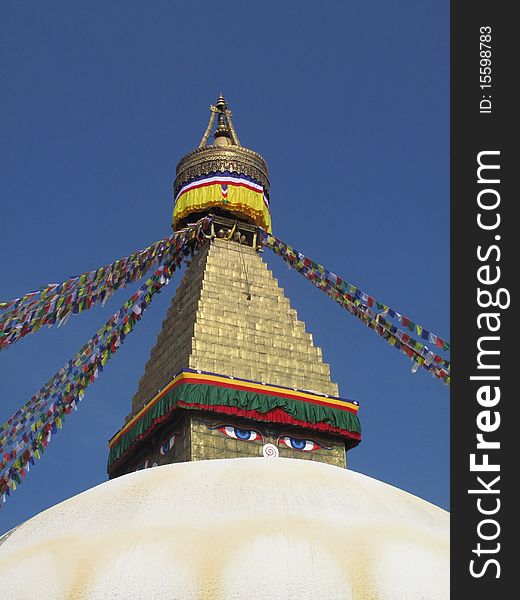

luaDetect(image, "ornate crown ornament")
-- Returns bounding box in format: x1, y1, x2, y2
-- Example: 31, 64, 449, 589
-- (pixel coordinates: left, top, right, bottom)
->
174, 144, 270, 199
172, 95, 271, 231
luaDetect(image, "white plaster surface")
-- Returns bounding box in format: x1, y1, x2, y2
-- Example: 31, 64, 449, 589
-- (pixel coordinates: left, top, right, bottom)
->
0, 458, 449, 599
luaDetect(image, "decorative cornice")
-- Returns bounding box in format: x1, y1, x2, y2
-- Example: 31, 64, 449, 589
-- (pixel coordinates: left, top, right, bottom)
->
108, 369, 361, 471
174, 145, 270, 198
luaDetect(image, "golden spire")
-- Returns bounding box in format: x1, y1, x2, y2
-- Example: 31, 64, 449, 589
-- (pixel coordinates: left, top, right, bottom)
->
173, 95, 271, 232
198, 94, 241, 148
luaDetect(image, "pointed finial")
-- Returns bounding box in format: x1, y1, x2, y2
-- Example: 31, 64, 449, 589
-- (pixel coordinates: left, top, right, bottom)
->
216, 94, 227, 112
198, 94, 241, 148
175, 95, 271, 231
214, 110, 231, 144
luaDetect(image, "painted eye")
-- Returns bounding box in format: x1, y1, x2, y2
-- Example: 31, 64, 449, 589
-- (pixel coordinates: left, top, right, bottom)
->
279, 436, 321, 452
218, 425, 263, 442
160, 435, 176, 455
136, 458, 150, 470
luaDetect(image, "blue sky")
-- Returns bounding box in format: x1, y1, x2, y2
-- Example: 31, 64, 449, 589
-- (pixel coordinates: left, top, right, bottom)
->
0, 0, 449, 532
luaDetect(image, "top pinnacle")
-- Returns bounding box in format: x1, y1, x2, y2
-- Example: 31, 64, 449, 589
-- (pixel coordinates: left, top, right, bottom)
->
198, 94, 240, 148
174, 94, 271, 232
215, 94, 227, 112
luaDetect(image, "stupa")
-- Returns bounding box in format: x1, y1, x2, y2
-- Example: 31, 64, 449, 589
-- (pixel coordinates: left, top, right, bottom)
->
0, 96, 449, 600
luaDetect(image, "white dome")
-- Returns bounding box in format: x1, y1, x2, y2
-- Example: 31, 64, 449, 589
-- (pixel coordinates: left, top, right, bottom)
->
0, 458, 449, 599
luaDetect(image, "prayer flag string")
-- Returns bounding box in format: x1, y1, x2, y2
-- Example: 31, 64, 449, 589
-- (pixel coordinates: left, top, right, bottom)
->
0, 230, 201, 350
259, 231, 450, 385
0, 217, 212, 506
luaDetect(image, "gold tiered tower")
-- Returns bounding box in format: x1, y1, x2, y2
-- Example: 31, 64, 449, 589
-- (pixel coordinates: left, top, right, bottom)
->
107, 96, 360, 477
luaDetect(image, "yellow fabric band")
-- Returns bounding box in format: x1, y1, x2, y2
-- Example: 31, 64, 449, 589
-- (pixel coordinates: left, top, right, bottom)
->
173, 182, 272, 232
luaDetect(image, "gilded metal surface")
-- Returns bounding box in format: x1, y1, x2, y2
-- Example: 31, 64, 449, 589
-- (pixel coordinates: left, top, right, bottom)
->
190, 413, 346, 468
198, 105, 217, 148
224, 108, 241, 146
199, 95, 241, 148
176, 95, 270, 200
130, 238, 338, 416
174, 145, 270, 198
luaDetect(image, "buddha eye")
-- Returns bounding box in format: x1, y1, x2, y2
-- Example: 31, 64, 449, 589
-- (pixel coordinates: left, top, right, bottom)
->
217, 425, 263, 442
160, 435, 176, 455
136, 458, 150, 470
279, 436, 322, 452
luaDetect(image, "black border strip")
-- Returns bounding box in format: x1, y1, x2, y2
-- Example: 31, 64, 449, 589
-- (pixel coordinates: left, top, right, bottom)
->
451, 2, 513, 594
